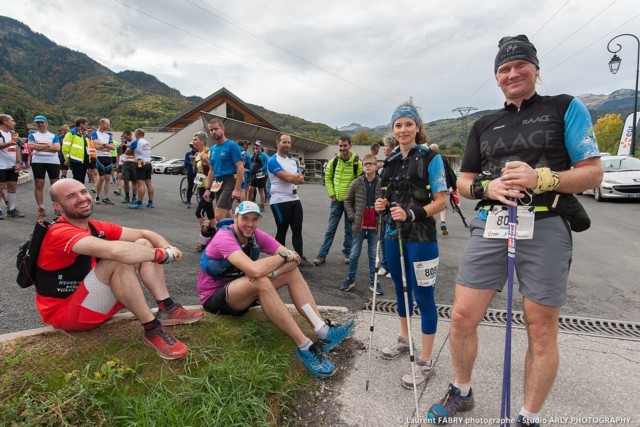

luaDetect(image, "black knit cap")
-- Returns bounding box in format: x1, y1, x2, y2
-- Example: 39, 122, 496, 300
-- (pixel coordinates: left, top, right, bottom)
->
494, 35, 539, 73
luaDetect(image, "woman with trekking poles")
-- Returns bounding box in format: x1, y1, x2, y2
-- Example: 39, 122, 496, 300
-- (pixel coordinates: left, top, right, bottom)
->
374, 102, 448, 390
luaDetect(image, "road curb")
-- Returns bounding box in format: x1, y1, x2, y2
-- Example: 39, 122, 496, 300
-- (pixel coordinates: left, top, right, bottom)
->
0, 304, 348, 344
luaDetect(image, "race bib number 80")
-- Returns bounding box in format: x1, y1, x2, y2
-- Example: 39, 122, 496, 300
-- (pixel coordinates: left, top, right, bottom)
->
413, 257, 439, 287
483, 206, 534, 240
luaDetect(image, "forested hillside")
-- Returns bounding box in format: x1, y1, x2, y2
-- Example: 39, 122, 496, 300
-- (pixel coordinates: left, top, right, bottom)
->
0, 16, 199, 129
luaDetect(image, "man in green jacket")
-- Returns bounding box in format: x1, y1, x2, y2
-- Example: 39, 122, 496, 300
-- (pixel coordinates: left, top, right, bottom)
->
313, 136, 363, 266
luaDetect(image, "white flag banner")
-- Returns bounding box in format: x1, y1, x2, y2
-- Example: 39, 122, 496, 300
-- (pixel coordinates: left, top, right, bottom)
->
617, 112, 640, 156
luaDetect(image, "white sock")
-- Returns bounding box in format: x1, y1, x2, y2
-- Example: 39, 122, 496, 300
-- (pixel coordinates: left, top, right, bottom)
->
8, 192, 16, 210
297, 339, 313, 351
519, 408, 540, 423
454, 381, 471, 397
316, 323, 330, 339
301, 303, 328, 338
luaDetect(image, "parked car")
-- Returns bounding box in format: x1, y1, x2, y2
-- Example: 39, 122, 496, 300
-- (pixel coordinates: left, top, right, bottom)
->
582, 155, 640, 201
150, 155, 165, 165
149, 155, 166, 174
153, 158, 186, 175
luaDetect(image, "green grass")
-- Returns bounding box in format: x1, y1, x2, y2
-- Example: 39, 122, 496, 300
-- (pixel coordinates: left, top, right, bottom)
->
0, 312, 309, 426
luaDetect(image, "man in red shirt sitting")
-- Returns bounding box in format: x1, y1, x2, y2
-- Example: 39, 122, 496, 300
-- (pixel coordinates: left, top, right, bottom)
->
34, 179, 204, 360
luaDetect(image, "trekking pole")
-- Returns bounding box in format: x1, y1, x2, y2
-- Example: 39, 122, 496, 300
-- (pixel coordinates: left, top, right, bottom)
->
450, 190, 469, 228
392, 202, 420, 416
365, 210, 384, 392
500, 201, 517, 427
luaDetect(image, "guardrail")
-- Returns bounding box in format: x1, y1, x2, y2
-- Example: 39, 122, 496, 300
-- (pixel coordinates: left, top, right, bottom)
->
304, 159, 324, 184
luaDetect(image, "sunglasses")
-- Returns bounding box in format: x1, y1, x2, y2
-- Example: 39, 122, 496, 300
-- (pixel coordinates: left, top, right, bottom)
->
363, 162, 376, 167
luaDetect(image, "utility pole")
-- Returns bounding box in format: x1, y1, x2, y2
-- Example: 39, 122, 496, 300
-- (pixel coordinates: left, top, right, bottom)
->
452, 107, 478, 143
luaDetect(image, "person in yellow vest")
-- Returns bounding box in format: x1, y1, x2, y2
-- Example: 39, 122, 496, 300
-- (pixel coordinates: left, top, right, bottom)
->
62, 117, 92, 184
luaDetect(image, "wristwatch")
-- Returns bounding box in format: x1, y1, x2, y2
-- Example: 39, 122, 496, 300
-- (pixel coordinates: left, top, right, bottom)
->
278, 251, 289, 262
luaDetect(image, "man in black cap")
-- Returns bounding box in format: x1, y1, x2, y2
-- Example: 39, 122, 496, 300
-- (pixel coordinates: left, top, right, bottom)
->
427, 35, 603, 426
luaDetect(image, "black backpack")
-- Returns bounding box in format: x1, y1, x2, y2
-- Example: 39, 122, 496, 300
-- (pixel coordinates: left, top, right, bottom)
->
330, 154, 361, 177
251, 151, 263, 174
16, 220, 100, 288
16, 219, 52, 288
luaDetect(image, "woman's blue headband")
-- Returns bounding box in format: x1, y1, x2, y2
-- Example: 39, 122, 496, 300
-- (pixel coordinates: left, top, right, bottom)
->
391, 105, 420, 126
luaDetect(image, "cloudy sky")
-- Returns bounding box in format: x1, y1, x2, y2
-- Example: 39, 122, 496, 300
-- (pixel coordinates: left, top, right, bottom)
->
3, 0, 639, 128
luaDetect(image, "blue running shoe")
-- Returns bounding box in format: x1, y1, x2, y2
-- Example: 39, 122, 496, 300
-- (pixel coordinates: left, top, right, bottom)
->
128, 203, 144, 209
0, 209, 4, 220
427, 383, 475, 425
295, 342, 335, 378
319, 319, 355, 352
7, 209, 25, 218
132, 196, 138, 204
147, 201, 155, 208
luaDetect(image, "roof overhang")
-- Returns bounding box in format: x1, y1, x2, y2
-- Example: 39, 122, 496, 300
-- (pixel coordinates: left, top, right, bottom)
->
160, 87, 279, 130
201, 112, 328, 153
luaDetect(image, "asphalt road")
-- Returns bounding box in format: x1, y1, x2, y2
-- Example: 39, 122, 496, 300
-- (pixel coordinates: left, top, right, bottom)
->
1, 174, 639, 335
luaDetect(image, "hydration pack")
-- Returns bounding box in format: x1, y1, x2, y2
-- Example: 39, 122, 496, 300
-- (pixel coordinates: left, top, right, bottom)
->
16, 220, 100, 289
200, 219, 261, 278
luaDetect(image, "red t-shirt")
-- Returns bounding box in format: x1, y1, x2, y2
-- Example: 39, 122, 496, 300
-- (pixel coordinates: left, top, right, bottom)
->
35, 217, 122, 323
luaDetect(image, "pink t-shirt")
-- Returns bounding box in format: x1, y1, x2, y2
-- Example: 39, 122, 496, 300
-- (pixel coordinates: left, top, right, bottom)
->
197, 227, 281, 303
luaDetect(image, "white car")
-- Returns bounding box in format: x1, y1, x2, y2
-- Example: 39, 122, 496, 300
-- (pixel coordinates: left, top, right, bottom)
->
582, 156, 640, 201
150, 155, 165, 165
153, 158, 186, 175
149, 155, 165, 174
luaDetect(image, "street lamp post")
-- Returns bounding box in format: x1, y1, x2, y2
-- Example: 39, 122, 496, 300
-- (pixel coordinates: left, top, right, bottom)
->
607, 34, 639, 157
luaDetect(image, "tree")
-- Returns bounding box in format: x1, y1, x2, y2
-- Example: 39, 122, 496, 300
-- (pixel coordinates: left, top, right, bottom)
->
594, 113, 624, 155
352, 129, 371, 145
13, 108, 29, 137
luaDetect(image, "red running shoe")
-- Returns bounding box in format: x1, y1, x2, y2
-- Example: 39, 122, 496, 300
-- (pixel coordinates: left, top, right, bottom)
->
156, 304, 205, 326
141, 324, 188, 360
